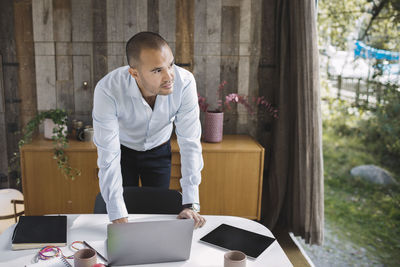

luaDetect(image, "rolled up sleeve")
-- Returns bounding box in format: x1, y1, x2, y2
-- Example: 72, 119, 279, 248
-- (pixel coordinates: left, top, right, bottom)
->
93, 86, 128, 221
174, 76, 204, 205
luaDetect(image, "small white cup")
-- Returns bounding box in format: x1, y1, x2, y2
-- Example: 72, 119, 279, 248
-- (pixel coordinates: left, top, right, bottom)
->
83, 128, 94, 142
224, 250, 246, 267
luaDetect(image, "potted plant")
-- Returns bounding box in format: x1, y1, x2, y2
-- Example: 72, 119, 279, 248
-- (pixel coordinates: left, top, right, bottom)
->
10, 109, 81, 183
198, 81, 278, 143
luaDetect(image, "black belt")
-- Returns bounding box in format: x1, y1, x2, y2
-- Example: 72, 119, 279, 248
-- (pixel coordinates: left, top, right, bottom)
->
121, 140, 170, 153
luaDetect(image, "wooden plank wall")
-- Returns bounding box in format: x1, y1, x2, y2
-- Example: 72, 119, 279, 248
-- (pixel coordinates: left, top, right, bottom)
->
14, 0, 37, 129
0, 0, 22, 185
28, 0, 271, 133
54, 0, 74, 112
220, 2, 241, 133
176, 0, 194, 73
1, 0, 277, 187
0, 55, 7, 184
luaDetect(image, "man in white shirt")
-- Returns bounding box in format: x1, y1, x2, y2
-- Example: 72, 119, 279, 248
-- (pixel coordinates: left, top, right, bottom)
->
93, 32, 205, 228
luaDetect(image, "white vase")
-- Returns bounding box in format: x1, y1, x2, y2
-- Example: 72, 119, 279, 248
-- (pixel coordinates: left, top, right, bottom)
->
44, 118, 68, 140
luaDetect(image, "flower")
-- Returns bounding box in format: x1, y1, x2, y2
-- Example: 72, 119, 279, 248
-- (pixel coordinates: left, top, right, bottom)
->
198, 81, 279, 119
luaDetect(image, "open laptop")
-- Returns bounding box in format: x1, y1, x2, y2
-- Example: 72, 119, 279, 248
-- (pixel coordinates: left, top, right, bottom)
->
107, 219, 194, 266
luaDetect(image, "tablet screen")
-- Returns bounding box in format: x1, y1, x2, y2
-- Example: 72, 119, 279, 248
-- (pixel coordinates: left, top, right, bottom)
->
200, 223, 276, 259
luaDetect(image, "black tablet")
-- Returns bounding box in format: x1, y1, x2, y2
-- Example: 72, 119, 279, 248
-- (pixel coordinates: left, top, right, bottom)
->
199, 223, 276, 259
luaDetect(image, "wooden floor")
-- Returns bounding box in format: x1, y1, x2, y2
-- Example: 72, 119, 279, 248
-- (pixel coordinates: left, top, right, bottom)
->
272, 227, 313, 267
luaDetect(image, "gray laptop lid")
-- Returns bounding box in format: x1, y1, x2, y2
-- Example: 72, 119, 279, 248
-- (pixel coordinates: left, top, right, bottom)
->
107, 219, 194, 266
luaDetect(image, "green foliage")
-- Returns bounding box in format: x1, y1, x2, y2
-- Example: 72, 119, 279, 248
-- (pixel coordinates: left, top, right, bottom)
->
323, 109, 400, 266
319, 1, 400, 264
362, 0, 400, 51
10, 109, 81, 183
318, 0, 400, 51
322, 97, 370, 137
318, 0, 368, 49
357, 83, 400, 172
323, 83, 400, 173
18, 109, 68, 147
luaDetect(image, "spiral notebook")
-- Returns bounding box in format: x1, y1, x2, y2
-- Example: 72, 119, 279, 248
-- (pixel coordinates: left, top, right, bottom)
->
25, 257, 72, 267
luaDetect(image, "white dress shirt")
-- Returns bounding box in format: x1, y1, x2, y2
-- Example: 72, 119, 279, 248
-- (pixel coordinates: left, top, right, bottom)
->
93, 65, 204, 221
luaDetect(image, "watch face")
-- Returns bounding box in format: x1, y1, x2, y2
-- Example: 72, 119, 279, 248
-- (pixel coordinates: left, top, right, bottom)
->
192, 203, 200, 212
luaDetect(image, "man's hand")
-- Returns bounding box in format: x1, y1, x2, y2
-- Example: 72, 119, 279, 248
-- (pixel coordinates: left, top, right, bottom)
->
177, 208, 206, 228
112, 217, 128, 224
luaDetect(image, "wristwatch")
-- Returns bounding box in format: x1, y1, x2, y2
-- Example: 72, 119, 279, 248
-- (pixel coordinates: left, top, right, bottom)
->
183, 203, 200, 212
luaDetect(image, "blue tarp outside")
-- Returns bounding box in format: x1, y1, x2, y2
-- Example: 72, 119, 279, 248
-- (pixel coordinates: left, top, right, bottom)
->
354, 41, 400, 61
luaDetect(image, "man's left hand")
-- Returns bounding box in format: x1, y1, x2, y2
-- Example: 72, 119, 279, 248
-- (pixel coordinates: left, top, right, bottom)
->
177, 208, 206, 228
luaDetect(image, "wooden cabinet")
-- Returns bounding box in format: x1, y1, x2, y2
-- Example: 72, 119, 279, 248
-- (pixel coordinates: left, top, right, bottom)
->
21, 135, 264, 220
171, 135, 265, 220
20, 138, 99, 216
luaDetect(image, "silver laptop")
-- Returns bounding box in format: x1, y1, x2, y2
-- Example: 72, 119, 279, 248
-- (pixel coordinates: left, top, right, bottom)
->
107, 219, 194, 266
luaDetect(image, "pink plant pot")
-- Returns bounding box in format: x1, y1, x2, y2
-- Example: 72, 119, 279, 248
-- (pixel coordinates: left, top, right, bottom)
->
203, 111, 224, 143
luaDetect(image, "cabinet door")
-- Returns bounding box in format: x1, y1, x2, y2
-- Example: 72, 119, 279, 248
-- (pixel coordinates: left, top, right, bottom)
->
65, 151, 100, 213
200, 152, 262, 219
22, 150, 99, 215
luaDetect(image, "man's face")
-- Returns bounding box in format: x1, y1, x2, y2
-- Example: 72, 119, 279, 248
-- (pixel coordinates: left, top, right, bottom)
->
129, 45, 175, 98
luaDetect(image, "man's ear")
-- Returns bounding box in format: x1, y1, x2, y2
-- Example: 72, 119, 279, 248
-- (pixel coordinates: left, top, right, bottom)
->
128, 67, 139, 79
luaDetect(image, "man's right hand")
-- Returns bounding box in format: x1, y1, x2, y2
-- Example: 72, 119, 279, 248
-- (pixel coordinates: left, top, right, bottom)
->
112, 217, 128, 223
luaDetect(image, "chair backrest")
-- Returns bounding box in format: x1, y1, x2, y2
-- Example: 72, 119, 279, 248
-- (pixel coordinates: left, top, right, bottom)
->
94, 186, 182, 215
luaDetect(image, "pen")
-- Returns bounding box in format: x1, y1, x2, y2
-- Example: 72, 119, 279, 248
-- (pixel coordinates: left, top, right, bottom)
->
83, 240, 109, 265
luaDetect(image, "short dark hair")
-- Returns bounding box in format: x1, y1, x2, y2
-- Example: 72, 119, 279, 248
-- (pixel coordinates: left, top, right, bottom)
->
126, 31, 168, 68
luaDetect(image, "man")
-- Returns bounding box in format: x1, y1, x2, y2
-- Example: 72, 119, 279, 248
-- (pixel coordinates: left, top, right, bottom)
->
93, 32, 205, 228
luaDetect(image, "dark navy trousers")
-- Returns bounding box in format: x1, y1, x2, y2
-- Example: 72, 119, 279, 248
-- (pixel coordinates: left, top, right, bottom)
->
120, 140, 171, 188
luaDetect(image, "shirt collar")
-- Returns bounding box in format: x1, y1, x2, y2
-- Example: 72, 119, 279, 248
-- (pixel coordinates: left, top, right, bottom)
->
126, 71, 142, 99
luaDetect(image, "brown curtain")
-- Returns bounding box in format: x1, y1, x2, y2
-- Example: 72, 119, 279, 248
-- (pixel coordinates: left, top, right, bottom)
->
261, 0, 324, 245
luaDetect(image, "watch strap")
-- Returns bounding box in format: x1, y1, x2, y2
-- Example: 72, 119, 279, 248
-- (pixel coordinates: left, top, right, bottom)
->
182, 203, 200, 212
